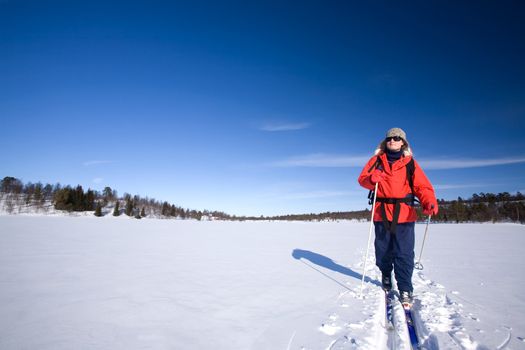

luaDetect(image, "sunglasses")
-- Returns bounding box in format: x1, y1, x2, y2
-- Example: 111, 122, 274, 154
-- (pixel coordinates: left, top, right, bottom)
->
385, 136, 403, 142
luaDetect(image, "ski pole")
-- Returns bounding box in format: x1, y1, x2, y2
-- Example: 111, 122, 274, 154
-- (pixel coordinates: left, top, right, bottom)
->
360, 182, 378, 297
414, 214, 431, 270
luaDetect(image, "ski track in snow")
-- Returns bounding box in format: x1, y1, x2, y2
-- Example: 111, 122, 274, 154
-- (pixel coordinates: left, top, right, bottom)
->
303, 250, 517, 350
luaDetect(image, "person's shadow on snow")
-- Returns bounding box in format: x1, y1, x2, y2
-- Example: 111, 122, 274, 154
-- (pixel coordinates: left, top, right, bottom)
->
292, 249, 381, 288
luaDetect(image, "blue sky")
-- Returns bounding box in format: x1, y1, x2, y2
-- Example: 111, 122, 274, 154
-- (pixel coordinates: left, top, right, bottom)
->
1, 1, 524, 216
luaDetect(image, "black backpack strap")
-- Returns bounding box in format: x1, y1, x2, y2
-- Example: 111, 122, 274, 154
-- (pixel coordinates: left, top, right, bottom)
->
405, 158, 419, 205
406, 158, 415, 193
368, 156, 382, 173
367, 156, 382, 205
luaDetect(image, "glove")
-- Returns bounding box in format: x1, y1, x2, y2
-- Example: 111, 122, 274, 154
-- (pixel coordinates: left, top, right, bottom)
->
370, 169, 386, 184
423, 202, 438, 216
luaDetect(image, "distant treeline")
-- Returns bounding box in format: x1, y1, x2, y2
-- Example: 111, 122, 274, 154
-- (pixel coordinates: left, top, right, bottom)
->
1, 176, 524, 223
241, 192, 525, 223
432, 193, 525, 224
0, 176, 226, 220
238, 210, 372, 222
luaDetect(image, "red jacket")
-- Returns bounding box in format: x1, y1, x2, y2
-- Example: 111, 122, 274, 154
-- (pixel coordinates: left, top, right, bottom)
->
358, 153, 437, 223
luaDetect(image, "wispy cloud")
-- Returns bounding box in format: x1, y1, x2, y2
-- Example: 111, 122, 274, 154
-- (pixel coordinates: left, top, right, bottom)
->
83, 160, 113, 167
419, 156, 525, 170
92, 178, 104, 184
270, 153, 369, 167
434, 183, 495, 190
270, 154, 525, 169
259, 122, 311, 132
277, 190, 358, 200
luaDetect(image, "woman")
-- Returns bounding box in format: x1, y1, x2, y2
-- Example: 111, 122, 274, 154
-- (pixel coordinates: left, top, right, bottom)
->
358, 127, 438, 304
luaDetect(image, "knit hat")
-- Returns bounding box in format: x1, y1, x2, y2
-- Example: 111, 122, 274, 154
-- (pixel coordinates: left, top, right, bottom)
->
374, 127, 412, 156
386, 127, 407, 142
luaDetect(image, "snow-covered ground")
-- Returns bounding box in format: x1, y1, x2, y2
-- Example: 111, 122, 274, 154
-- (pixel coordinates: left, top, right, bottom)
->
0, 215, 524, 349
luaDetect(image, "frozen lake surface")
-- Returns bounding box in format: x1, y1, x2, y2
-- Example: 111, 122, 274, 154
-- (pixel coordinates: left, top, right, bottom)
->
0, 216, 524, 349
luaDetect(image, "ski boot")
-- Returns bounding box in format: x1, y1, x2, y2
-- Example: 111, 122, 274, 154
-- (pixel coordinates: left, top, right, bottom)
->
382, 273, 392, 291
399, 290, 413, 308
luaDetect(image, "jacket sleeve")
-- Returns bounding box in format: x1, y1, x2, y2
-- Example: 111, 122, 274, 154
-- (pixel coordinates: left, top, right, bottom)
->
358, 156, 379, 191
412, 159, 437, 207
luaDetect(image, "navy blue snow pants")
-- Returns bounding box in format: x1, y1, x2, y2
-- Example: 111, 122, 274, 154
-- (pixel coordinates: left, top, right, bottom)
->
374, 221, 415, 292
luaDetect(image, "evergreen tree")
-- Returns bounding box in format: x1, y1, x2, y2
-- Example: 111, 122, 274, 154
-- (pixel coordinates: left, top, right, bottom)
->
103, 187, 114, 203
94, 202, 103, 217
125, 196, 134, 216
1, 176, 23, 194
24, 187, 33, 204
53, 183, 62, 197
34, 182, 44, 205
72, 185, 83, 211
113, 201, 120, 216
161, 202, 170, 216
54, 186, 74, 211
43, 184, 53, 200
140, 207, 146, 218
85, 189, 96, 211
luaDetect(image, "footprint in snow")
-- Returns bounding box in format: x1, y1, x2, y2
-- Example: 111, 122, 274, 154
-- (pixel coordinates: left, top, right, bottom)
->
467, 313, 480, 322
327, 335, 358, 349
319, 323, 341, 336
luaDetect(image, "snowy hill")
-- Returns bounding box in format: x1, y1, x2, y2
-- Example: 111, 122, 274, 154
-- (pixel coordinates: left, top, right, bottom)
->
0, 194, 196, 220
1, 216, 524, 349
